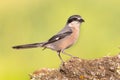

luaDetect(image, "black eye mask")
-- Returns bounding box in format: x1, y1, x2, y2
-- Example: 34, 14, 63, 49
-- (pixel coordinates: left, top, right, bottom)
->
67, 17, 84, 23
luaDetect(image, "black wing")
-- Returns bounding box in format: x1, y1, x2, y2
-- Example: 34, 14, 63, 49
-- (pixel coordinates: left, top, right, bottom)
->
43, 30, 72, 46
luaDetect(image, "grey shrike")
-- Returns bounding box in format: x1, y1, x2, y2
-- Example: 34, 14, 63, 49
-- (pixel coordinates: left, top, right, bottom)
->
12, 15, 85, 62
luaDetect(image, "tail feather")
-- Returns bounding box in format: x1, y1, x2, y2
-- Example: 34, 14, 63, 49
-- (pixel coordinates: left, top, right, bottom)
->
12, 42, 45, 49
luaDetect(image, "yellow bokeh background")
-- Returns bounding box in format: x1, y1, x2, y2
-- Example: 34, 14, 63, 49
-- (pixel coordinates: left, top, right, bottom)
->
0, 0, 120, 80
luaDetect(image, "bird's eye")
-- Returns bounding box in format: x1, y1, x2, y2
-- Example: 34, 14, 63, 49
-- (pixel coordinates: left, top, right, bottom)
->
73, 18, 78, 20
67, 17, 81, 23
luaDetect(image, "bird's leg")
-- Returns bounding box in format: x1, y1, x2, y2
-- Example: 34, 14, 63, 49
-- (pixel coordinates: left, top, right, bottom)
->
62, 51, 73, 58
57, 51, 64, 62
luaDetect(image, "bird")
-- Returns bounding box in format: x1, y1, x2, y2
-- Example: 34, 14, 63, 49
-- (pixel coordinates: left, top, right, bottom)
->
12, 15, 85, 62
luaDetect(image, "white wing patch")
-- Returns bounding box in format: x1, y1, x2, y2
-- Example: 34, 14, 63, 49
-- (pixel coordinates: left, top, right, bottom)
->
55, 37, 60, 40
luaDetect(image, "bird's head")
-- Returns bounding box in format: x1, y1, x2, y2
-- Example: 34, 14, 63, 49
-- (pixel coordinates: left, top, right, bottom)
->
67, 15, 85, 28
67, 15, 84, 24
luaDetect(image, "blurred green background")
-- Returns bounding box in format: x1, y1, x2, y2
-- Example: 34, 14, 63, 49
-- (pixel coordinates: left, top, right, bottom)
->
0, 0, 120, 80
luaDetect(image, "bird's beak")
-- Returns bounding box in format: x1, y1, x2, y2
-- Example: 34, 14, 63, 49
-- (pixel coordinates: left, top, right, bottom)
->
79, 19, 85, 22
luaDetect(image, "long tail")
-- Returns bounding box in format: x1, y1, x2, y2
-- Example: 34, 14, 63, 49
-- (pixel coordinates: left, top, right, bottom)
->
12, 42, 46, 49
